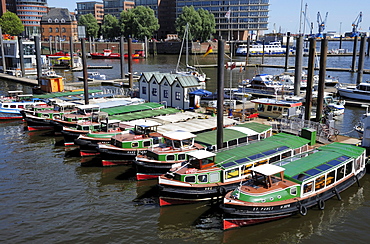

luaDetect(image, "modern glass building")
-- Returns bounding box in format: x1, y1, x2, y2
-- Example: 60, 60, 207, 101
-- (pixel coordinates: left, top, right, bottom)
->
103, 0, 134, 18
176, 0, 269, 40
16, 0, 48, 37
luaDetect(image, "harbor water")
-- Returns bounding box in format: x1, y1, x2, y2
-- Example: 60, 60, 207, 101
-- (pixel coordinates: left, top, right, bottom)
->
1, 41, 370, 243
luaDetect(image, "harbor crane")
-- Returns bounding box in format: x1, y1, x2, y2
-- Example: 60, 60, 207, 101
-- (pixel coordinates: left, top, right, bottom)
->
316, 11, 328, 38
350, 12, 362, 37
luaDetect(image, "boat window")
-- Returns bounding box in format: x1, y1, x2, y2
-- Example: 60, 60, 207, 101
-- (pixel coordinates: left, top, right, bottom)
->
143, 140, 151, 147
267, 105, 273, 112
18, 105, 24, 109
166, 154, 175, 161
278, 107, 283, 112
273, 106, 278, 111
242, 163, 254, 175
197, 174, 208, 183
42, 114, 49, 118
282, 151, 291, 159
178, 154, 186, 160
355, 158, 361, 170
132, 142, 139, 148
345, 161, 353, 176
336, 165, 345, 181
10, 105, 16, 108
209, 172, 220, 183
184, 175, 196, 183
225, 168, 239, 180
290, 187, 297, 195
303, 181, 313, 194
314, 175, 326, 191
257, 104, 264, 111
269, 154, 280, 163
53, 114, 60, 119
152, 137, 160, 144
326, 171, 335, 186
173, 140, 181, 148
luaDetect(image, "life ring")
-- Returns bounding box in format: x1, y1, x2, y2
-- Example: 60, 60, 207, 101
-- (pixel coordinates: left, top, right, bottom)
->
299, 205, 307, 216
318, 199, 325, 210
218, 186, 226, 196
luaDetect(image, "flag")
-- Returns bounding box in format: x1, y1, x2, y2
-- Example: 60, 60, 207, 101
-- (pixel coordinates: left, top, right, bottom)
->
203, 44, 213, 57
230, 62, 236, 70
225, 10, 231, 19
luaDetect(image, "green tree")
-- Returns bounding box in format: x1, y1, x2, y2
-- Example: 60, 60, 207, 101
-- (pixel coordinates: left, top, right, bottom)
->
175, 6, 201, 40
78, 14, 99, 38
197, 8, 216, 42
0, 11, 24, 36
101, 14, 120, 40
119, 6, 159, 40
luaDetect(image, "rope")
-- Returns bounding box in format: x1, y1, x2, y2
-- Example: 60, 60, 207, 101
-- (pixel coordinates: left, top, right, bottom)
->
339, 128, 356, 135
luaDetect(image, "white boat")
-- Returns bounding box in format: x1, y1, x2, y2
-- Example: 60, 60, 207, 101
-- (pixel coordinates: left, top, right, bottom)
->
236, 41, 287, 56
174, 23, 207, 83
323, 95, 345, 116
336, 82, 370, 101
77, 72, 106, 81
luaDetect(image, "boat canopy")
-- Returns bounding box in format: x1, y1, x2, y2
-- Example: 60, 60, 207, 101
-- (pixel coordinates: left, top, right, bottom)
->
188, 150, 216, 160
162, 131, 196, 140
252, 164, 284, 176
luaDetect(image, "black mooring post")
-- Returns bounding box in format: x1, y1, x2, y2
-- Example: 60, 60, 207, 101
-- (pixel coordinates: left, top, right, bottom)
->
216, 39, 225, 150
304, 38, 316, 121
351, 36, 358, 72
357, 36, 366, 85
81, 38, 89, 105
294, 36, 303, 95
120, 36, 125, 79
316, 38, 328, 122
34, 36, 42, 85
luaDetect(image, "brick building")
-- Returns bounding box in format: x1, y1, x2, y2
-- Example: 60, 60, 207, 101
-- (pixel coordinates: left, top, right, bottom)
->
40, 8, 78, 42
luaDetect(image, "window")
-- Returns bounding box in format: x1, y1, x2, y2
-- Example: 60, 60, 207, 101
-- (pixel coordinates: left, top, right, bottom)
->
143, 141, 151, 147
61, 18, 65, 23
290, 187, 297, 195
326, 171, 335, 186
142, 87, 146, 95
184, 175, 196, 183
314, 175, 325, 191
178, 154, 186, 160
175, 92, 181, 100
152, 88, 157, 96
164, 90, 168, 98
197, 174, 208, 183
209, 172, 220, 183
132, 142, 139, 148
336, 165, 345, 181
345, 161, 353, 176
303, 181, 313, 194
49, 27, 52, 33
62, 28, 66, 33
225, 168, 239, 179
48, 18, 52, 23
55, 18, 59, 23
56, 27, 59, 33
166, 154, 175, 161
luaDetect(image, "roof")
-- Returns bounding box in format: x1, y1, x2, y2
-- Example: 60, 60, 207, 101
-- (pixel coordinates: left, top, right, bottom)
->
175, 76, 200, 87
162, 74, 178, 85
151, 73, 166, 83
140, 72, 160, 82
162, 131, 196, 140
235, 122, 271, 133
101, 102, 164, 116
252, 164, 285, 176
251, 98, 303, 107
109, 107, 180, 121
188, 150, 216, 160
214, 133, 309, 169
41, 8, 76, 22
283, 142, 365, 182
32, 90, 102, 99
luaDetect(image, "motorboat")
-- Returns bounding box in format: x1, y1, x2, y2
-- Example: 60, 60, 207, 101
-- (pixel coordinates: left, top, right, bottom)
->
77, 72, 106, 81
236, 41, 287, 56
336, 82, 370, 101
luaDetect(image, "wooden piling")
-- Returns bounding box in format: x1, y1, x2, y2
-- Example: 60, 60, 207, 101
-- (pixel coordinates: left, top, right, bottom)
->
305, 38, 316, 121
217, 39, 225, 150
316, 38, 328, 122
357, 36, 366, 85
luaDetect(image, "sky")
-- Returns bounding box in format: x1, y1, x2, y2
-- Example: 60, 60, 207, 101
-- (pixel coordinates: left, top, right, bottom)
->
47, 0, 369, 35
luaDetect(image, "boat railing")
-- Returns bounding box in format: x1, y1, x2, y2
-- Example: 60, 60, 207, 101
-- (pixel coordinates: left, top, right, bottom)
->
270, 117, 339, 144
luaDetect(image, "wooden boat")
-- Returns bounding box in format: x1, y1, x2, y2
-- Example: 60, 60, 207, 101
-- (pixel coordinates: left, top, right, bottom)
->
60, 118, 122, 146
23, 102, 77, 131
158, 133, 311, 206
97, 121, 163, 166
221, 142, 367, 230
134, 131, 204, 180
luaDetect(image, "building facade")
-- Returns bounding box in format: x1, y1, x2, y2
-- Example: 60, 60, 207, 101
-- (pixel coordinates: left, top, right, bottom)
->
103, 0, 134, 18
76, 1, 104, 23
175, 0, 269, 40
15, 0, 48, 37
40, 8, 78, 42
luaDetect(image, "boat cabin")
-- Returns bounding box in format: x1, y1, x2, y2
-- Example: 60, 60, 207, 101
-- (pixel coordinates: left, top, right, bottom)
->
251, 98, 303, 119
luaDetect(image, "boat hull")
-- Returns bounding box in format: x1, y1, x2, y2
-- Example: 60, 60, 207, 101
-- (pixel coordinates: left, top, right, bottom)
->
221, 168, 366, 230
158, 182, 241, 206
134, 160, 183, 180
98, 148, 144, 166
0, 111, 23, 120
337, 88, 370, 101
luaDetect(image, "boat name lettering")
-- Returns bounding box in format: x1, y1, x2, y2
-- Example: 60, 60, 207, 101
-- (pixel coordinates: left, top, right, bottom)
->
280, 204, 290, 209
253, 207, 274, 211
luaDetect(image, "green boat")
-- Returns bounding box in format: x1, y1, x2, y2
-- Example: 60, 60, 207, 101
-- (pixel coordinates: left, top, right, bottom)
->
221, 142, 367, 230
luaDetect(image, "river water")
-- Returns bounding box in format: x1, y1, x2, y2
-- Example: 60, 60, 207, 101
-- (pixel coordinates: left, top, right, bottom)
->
1, 40, 370, 243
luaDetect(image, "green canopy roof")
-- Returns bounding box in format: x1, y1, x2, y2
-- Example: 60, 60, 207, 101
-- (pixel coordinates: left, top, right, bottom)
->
109, 107, 180, 121
33, 89, 102, 99
101, 102, 164, 116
